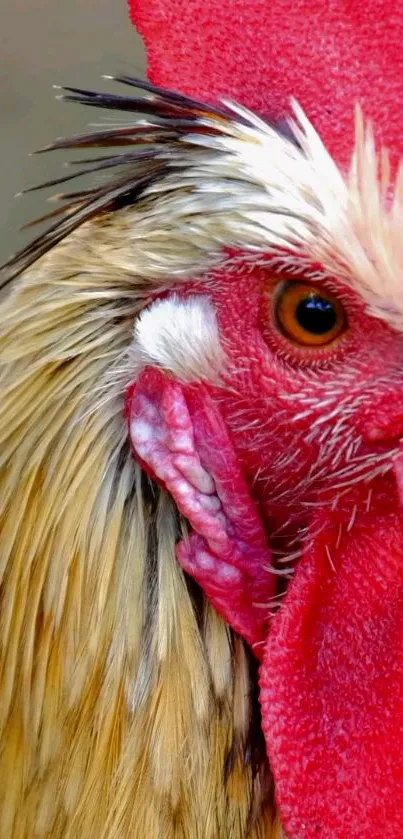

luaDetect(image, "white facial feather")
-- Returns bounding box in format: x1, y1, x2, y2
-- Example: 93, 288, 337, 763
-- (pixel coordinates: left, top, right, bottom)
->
130, 295, 226, 382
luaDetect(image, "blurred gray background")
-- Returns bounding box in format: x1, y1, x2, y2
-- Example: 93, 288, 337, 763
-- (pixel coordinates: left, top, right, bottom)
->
0, 0, 146, 263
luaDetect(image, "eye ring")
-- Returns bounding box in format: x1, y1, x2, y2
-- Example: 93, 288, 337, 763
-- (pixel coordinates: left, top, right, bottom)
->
274, 280, 347, 347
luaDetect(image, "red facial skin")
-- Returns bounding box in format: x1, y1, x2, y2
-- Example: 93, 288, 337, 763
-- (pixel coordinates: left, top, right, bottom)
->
198, 261, 403, 539
128, 259, 403, 838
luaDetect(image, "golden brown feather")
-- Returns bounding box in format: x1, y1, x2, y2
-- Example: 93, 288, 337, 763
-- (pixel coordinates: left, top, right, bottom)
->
0, 208, 276, 836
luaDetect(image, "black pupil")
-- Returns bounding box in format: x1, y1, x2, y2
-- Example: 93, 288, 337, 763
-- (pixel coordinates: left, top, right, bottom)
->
295, 294, 337, 335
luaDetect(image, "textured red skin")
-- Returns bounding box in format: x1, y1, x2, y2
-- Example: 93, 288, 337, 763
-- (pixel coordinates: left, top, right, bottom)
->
129, 0, 403, 169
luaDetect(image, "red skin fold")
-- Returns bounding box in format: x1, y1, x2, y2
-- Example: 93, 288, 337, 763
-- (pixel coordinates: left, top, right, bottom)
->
260, 487, 403, 838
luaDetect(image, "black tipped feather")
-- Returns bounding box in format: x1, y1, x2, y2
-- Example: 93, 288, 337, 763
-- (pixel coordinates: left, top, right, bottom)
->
107, 74, 233, 118
0, 76, 272, 287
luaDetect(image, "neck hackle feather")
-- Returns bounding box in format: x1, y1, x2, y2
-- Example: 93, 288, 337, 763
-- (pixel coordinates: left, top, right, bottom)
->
0, 78, 283, 838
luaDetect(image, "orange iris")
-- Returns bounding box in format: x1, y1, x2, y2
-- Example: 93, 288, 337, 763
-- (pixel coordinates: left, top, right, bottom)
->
274, 281, 347, 347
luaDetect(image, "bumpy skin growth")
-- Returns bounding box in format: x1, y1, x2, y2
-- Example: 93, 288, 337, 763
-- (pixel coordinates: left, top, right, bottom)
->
130, 0, 403, 168
129, 367, 274, 655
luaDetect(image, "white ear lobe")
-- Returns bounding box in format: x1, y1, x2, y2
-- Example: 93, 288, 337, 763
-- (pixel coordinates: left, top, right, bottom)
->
130, 294, 226, 382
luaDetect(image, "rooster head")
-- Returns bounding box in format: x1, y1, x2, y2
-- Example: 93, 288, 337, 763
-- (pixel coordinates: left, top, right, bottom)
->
2, 2, 403, 838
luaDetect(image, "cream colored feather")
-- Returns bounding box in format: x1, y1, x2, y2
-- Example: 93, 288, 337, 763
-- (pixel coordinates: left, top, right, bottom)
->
0, 217, 274, 836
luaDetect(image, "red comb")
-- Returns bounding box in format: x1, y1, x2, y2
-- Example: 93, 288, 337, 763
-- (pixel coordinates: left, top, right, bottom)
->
129, 0, 403, 168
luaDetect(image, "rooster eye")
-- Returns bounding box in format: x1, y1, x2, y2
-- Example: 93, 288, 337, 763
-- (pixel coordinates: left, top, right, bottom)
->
274, 281, 347, 347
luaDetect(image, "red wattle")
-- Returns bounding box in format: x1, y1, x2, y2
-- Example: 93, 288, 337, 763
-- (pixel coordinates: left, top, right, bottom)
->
129, 0, 403, 169
260, 482, 403, 838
